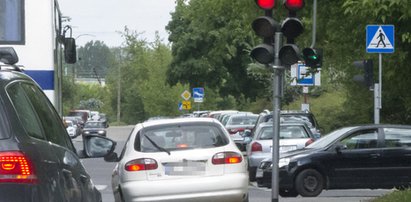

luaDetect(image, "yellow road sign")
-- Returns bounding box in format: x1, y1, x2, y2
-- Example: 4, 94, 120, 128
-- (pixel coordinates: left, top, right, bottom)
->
182, 101, 191, 110
181, 90, 191, 101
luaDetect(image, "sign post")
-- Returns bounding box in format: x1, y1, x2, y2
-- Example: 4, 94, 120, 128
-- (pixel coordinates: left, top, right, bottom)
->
366, 25, 394, 124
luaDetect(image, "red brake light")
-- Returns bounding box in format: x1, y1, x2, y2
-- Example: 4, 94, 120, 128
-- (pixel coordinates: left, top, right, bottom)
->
212, 152, 243, 165
305, 138, 314, 146
0, 151, 37, 184
125, 158, 158, 171
251, 142, 263, 152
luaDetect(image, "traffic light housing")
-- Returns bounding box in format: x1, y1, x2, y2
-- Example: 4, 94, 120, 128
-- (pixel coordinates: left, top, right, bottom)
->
250, 0, 279, 65
279, 0, 304, 67
302, 48, 322, 69
353, 59, 374, 88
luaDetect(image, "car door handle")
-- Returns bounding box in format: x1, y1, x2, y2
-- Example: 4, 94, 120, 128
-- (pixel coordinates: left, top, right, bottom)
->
369, 153, 381, 158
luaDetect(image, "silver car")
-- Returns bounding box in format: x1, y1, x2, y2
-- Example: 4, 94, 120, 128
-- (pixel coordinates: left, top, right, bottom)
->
246, 122, 315, 181
105, 117, 249, 202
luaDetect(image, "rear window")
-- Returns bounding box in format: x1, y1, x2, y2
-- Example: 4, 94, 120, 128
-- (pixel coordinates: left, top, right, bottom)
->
258, 125, 310, 140
227, 115, 258, 126
135, 123, 229, 152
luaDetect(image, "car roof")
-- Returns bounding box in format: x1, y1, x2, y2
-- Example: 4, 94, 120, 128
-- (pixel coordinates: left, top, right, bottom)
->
140, 117, 219, 128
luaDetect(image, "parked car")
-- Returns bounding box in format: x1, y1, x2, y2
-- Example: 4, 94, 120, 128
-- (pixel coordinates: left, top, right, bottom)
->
225, 113, 258, 135
82, 121, 108, 137
251, 110, 321, 138
246, 122, 315, 181
105, 117, 249, 202
65, 119, 79, 138
255, 124, 411, 197
68, 109, 91, 123
0, 48, 117, 202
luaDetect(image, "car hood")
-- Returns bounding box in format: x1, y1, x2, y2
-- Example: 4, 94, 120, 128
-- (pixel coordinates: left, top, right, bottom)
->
279, 147, 322, 159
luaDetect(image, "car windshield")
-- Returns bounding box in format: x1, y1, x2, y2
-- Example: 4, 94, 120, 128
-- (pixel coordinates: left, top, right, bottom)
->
306, 126, 357, 149
137, 124, 229, 152
258, 125, 310, 140
84, 122, 104, 128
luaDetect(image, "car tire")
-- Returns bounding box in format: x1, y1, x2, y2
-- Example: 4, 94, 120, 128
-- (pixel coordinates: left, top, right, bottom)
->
295, 169, 324, 197
279, 189, 298, 197
249, 166, 257, 182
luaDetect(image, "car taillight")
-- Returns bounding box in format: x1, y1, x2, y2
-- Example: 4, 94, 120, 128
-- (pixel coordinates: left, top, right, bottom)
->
251, 142, 262, 152
212, 152, 242, 165
305, 138, 314, 146
125, 158, 158, 171
0, 151, 37, 184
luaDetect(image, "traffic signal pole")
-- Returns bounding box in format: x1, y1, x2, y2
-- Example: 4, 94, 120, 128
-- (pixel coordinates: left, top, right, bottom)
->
271, 31, 283, 202
375, 53, 383, 124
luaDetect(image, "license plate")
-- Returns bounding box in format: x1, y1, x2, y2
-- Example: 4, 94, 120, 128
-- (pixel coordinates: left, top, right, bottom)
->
256, 168, 263, 178
164, 161, 206, 176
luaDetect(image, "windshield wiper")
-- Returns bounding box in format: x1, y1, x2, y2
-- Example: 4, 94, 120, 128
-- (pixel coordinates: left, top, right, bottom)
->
144, 135, 171, 155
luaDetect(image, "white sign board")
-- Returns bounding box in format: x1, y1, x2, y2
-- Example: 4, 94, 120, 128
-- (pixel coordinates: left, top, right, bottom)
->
290, 63, 321, 86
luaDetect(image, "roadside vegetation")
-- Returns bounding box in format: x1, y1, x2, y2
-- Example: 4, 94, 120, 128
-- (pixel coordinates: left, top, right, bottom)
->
372, 189, 411, 202
63, 0, 411, 135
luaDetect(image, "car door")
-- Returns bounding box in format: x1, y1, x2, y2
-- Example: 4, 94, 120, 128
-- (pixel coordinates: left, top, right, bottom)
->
379, 127, 411, 187
326, 128, 383, 189
20, 82, 100, 202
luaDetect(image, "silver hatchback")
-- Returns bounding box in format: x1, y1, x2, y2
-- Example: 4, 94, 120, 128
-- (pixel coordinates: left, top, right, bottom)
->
246, 122, 315, 181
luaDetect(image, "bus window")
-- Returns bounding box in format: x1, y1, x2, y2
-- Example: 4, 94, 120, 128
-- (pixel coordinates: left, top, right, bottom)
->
0, 0, 24, 44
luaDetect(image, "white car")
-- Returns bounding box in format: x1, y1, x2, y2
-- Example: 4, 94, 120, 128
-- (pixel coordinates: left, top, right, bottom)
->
65, 120, 78, 138
105, 117, 249, 202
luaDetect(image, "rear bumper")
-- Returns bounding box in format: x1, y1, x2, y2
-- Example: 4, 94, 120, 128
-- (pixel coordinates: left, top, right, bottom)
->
120, 173, 249, 202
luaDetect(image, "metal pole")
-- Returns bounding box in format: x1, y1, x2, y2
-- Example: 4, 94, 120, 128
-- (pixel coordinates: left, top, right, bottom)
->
376, 53, 383, 123
374, 83, 380, 124
271, 32, 283, 202
117, 49, 122, 123
310, 0, 317, 48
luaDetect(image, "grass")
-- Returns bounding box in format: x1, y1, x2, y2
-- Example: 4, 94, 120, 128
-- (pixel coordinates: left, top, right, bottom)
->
371, 189, 411, 202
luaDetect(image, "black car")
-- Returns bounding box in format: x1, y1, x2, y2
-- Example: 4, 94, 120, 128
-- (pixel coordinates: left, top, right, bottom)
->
0, 48, 117, 201
256, 124, 411, 197
82, 121, 108, 137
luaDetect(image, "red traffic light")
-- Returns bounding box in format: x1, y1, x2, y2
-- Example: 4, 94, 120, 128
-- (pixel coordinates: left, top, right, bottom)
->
284, 0, 304, 11
255, 0, 276, 10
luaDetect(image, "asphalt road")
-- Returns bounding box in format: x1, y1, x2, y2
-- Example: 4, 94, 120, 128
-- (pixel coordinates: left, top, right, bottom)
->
72, 125, 393, 202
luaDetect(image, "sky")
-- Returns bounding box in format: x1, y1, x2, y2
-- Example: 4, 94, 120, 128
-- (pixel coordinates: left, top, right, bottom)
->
58, 0, 177, 47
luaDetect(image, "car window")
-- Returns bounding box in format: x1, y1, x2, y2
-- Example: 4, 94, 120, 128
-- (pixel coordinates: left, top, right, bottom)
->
85, 122, 104, 128
136, 124, 229, 152
227, 115, 257, 126
340, 129, 378, 149
258, 125, 309, 140
7, 82, 45, 140
20, 83, 75, 151
384, 128, 411, 148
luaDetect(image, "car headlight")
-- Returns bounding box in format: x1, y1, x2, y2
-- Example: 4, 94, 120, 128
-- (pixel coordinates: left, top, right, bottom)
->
84, 131, 90, 134
278, 158, 290, 168
98, 130, 105, 134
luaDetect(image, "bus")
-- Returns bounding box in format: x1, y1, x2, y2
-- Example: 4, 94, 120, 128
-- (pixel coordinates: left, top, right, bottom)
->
0, 0, 76, 115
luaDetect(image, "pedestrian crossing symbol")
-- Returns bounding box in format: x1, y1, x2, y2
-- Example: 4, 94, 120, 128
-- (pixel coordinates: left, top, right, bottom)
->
366, 25, 394, 53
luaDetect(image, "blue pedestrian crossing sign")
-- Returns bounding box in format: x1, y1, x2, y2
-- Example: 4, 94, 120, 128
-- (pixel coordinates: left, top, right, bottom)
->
366, 25, 394, 53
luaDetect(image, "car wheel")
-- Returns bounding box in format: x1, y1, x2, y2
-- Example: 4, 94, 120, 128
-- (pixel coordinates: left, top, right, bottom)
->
295, 169, 324, 197
249, 166, 257, 182
279, 189, 298, 197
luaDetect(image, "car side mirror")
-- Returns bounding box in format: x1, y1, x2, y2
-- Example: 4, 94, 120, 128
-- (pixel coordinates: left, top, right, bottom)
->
104, 152, 119, 162
335, 143, 347, 154
64, 38, 77, 64
81, 134, 116, 158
